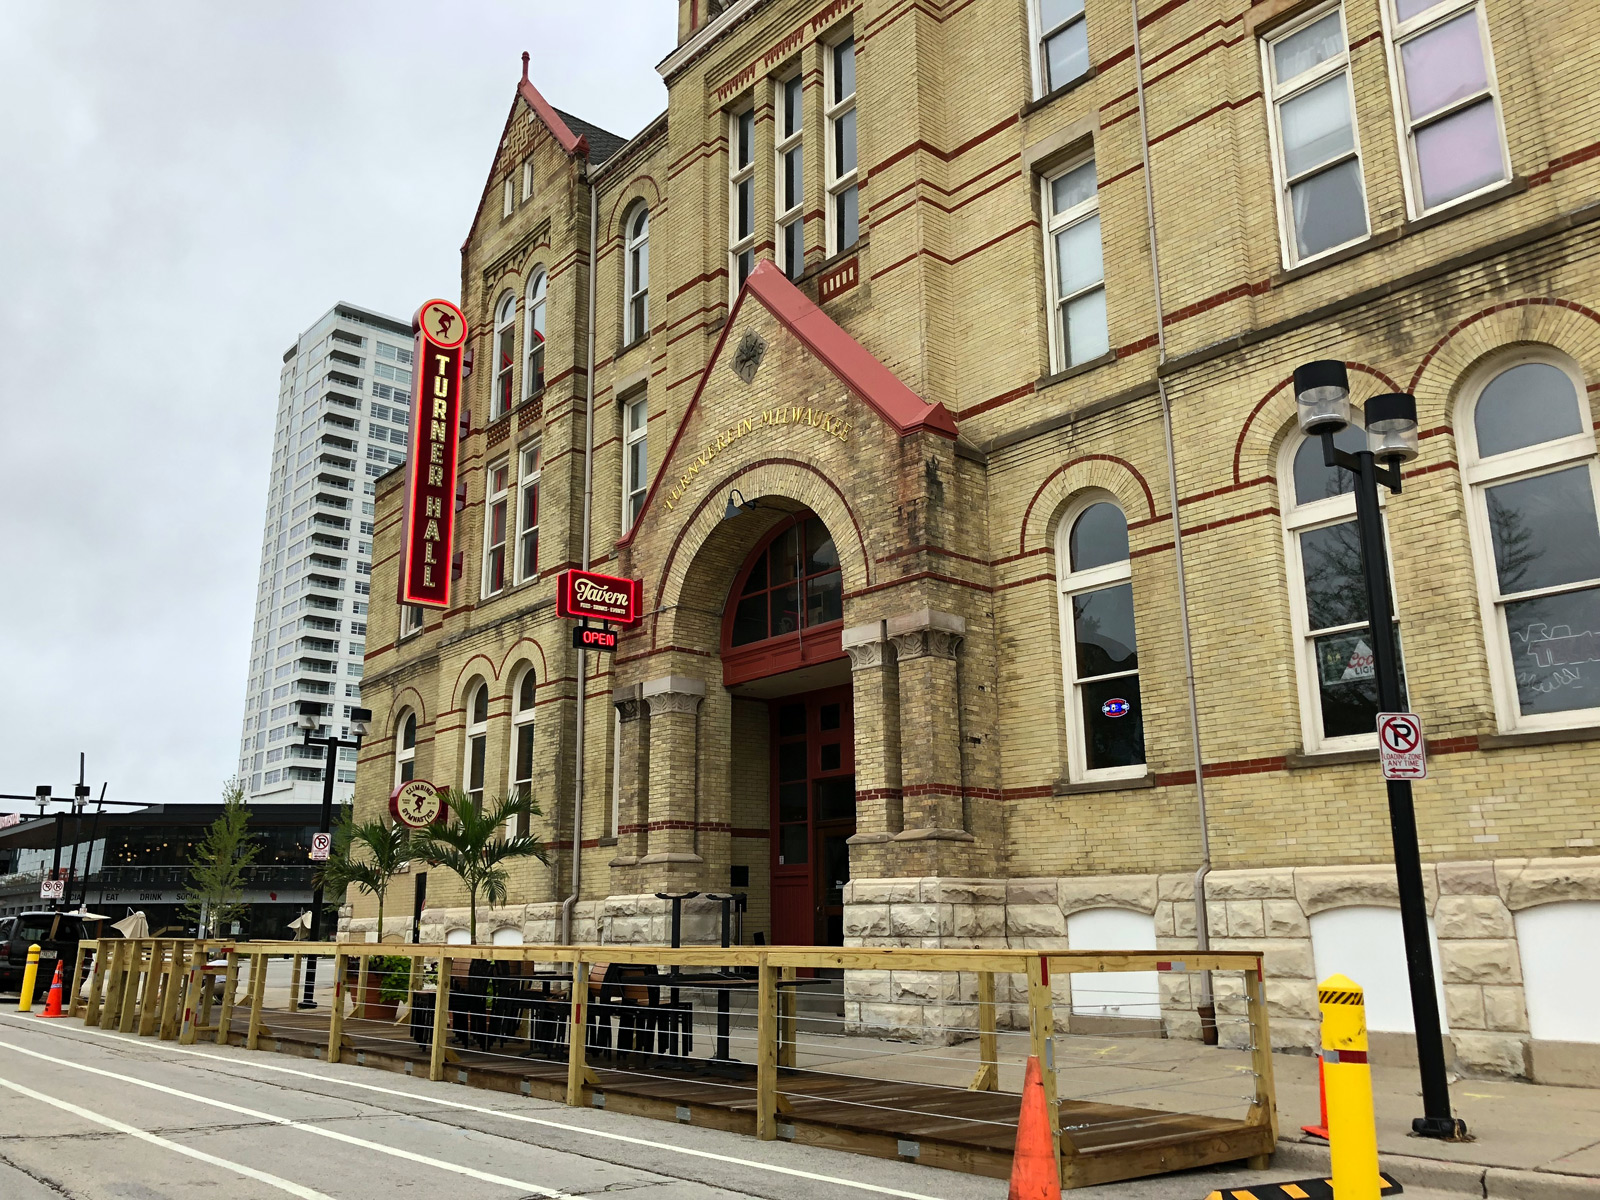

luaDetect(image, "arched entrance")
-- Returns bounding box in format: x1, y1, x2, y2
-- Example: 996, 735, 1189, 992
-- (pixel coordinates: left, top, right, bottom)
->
722, 510, 854, 946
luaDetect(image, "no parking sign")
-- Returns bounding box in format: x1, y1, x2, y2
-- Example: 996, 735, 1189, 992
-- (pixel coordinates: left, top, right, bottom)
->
309, 832, 333, 862
1377, 712, 1426, 780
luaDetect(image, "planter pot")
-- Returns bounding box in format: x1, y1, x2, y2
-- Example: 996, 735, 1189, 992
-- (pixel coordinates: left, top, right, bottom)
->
358, 983, 399, 1022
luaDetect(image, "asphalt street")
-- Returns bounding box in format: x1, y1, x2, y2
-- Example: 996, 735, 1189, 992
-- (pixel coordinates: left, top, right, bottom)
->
0, 1005, 1454, 1200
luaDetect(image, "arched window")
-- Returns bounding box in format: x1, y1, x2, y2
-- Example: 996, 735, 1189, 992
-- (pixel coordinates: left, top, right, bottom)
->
394, 710, 417, 786
1280, 425, 1408, 750
509, 667, 536, 836
464, 682, 489, 810
493, 292, 516, 420
1055, 500, 1145, 779
524, 271, 546, 396
624, 206, 649, 344
1462, 355, 1600, 729
728, 515, 842, 647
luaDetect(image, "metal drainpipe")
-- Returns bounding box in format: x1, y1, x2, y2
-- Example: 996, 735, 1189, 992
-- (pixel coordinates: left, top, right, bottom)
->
560, 171, 601, 945
1130, 0, 1216, 1043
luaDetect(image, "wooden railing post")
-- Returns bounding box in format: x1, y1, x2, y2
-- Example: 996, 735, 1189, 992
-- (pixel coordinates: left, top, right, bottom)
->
354, 950, 370, 1023
179, 944, 206, 1044
117, 941, 145, 1033
246, 952, 268, 1050
407, 954, 422, 1018
778, 963, 797, 1068
66, 943, 89, 1018
1026, 956, 1062, 1161
756, 959, 778, 1140
1244, 962, 1278, 1166
215, 949, 239, 1045
970, 971, 999, 1091
102, 941, 129, 1030
429, 956, 451, 1083
289, 953, 303, 1011
159, 940, 187, 1040
137, 941, 166, 1036
327, 950, 348, 1063
565, 959, 589, 1106
82, 941, 109, 1025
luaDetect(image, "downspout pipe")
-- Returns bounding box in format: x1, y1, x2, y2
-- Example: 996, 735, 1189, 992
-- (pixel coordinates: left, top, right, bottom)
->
560, 169, 601, 945
1130, 0, 1216, 1043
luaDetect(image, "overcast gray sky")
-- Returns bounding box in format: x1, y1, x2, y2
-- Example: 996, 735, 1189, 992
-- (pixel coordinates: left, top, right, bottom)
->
0, 2, 675, 811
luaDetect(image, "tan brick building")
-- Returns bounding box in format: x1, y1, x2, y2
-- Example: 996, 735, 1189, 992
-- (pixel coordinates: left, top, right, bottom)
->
350, 0, 1600, 1079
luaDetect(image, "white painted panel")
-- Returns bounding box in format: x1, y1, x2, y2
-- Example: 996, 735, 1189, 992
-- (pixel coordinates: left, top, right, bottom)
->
1065, 908, 1160, 1019
1309, 906, 1447, 1033
445, 927, 471, 945
1515, 901, 1600, 1044
491, 926, 525, 946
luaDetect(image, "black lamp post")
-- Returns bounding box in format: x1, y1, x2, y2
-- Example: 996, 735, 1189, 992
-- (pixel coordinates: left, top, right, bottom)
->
295, 699, 370, 1009
1293, 359, 1467, 1141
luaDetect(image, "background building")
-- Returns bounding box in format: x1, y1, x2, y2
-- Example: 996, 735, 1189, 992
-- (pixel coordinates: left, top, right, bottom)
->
350, 0, 1600, 1084
237, 303, 415, 804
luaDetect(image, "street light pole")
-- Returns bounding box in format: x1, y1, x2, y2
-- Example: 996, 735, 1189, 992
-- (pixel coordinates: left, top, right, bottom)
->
296, 700, 370, 1009
1295, 361, 1468, 1141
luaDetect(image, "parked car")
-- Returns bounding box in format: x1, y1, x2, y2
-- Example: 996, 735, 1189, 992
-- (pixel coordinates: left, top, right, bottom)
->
0, 912, 89, 992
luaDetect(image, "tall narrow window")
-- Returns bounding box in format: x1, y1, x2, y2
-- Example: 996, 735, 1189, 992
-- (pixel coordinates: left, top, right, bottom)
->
730, 106, 756, 295
524, 271, 546, 396
493, 292, 515, 420
825, 36, 858, 256
502, 177, 513, 218
464, 684, 488, 811
1041, 157, 1108, 371
510, 668, 535, 836
521, 159, 534, 203
775, 74, 805, 281
1281, 426, 1408, 749
624, 205, 650, 343
1463, 356, 1600, 730
483, 459, 510, 597
1384, 0, 1507, 213
394, 711, 416, 786
623, 394, 648, 531
1264, 4, 1369, 265
516, 442, 541, 583
1034, 0, 1089, 94
402, 605, 423, 638
1056, 501, 1145, 779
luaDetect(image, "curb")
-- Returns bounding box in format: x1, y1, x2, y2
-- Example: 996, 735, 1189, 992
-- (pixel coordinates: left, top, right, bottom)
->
1275, 1139, 1600, 1200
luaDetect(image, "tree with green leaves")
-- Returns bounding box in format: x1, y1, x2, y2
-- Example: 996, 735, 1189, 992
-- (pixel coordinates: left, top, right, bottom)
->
316, 812, 412, 943
182, 779, 258, 938
410, 789, 545, 944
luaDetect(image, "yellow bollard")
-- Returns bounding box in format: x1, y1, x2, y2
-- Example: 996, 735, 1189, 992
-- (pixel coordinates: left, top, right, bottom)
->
1319, 973, 1381, 1200
17, 945, 42, 1013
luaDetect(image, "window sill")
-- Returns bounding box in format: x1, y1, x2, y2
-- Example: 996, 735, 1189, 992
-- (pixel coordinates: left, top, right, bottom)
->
814, 237, 868, 281
1286, 747, 1378, 770
1479, 724, 1600, 751
1052, 773, 1155, 796
1402, 176, 1527, 238
1273, 228, 1401, 288
1022, 68, 1098, 118
1036, 350, 1116, 392
597, 836, 618, 847
618, 333, 650, 357
517, 388, 545, 413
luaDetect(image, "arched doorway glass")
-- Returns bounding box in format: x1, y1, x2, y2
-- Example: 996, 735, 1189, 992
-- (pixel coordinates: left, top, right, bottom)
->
721, 511, 852, 946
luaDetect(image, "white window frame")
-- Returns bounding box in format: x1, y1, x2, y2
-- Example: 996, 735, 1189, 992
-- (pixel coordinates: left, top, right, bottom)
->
492, 291, 516, 420
509, 665, 536, 836
1459, 350, 1600, 733
729, 104, 756, 300
623, 393, 649, 532
521, 158, 534, 203
1054, 494, 1146, 782
624, 205, 650, 344
775, 72, 805, 281
394, 709, 416, 787
1261, 2, 1370, 269
1379, 0, 1509, 219
401, 605, 423, 639
1029, 0, 1090, 99
1279, 429, 1405, 752
516, 441, 541, 584
1040, 154, 1107, 373
824, 34, 859, 257
502, 177, 514, 218
482, 458, 510, 598
464, 683, 489, 811
524, 270, 546, 398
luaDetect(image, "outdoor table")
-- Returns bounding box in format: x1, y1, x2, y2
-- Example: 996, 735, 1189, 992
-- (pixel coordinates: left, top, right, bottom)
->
658, 971, 837, 1064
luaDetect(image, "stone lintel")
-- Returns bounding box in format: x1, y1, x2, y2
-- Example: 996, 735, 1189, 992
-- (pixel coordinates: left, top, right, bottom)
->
640, 675, 706, 699
891, 827, 976, 843
638, 851, 705, 865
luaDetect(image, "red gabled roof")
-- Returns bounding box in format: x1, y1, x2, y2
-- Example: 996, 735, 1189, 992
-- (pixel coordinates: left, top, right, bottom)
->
617, 260, 957, 547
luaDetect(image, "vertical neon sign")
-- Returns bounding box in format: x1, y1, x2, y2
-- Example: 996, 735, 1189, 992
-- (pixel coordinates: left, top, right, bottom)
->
398, 298, 467, 608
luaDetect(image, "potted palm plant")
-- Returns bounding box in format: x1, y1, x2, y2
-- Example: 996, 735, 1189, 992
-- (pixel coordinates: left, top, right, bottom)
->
317, 814, 412, 1019
409, 789, 545, 944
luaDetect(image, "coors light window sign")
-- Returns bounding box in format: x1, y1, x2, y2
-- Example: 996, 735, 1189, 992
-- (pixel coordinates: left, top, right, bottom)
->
399, 299, 467, 608
557, 569, 642, 625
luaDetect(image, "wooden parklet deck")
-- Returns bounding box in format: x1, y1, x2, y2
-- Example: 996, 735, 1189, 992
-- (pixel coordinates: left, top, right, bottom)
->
227, 1009, 1272, 1186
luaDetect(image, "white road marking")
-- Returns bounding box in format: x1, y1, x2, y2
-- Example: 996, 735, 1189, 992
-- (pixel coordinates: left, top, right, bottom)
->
0, 1070, 336, 1200
0, 1037, 582, 1199
6, 1013, 954, 1200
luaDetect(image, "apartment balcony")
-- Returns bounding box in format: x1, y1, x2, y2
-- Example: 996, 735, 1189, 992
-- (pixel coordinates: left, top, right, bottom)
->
298, 615, 339, 633
305, 572, 342, 590
308, 556, 346, 574
299, 636, 338, 654
314, 492, 350, 510
325, 391, 361, 411
330, 329, 363, 347
322, 411, 357, 431
320, 433, 357, 452
311, 513, 350, 531
302, 595, 341, 613
310, 533, 349, 550
318, 454, 355, 471
293, 680, 331, 696
315, 473, 352, 491
327, 370, 359, 388
329, 350, 362, 367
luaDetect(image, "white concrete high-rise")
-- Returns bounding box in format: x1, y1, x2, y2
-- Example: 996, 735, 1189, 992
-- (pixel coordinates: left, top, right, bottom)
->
236, 302, 414, 804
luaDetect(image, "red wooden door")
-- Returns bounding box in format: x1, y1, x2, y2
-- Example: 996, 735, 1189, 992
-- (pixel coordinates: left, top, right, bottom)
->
769, 687, 855, 946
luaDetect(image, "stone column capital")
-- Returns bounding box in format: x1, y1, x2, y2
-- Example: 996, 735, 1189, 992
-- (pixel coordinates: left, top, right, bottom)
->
641, 674, 705, 716
841, 620, 895, 671
645, 691, 703, 716
885, 609, 965, 659
612, 683, 645, 722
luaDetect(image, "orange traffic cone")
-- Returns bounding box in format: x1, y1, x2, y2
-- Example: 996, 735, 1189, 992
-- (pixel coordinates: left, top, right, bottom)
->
36, 961, 66, 1019
1300, 1053, 1330, 1139
1008, 1055, 1061, 1200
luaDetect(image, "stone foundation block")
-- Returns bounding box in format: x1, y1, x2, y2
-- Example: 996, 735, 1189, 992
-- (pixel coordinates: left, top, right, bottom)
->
1440, 939, 1522, 985
1445, 984, 1486, 1030
1483, 985, 1529, 1032
1207, 868, 1296, 900
1007, 904, 1066, 938
1057, 874, 1157, 914
1434, 895, 1514, 939
1453, 1031, 1529, 1077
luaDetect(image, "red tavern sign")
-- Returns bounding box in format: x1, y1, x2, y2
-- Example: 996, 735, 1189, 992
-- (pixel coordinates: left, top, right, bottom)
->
557, 569, 642, 625
398, 299, 467, 608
